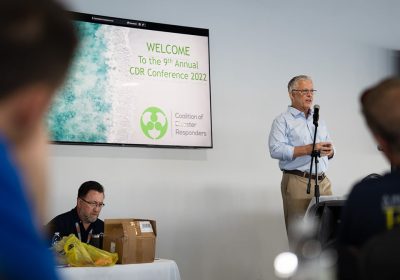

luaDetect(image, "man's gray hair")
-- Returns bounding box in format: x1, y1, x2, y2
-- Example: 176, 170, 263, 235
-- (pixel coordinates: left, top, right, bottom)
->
288, 75, 312, 92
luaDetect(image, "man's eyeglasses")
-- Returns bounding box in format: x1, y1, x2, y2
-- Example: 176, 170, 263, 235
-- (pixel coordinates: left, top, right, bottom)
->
79, 197, 105, 208
292, 89, 317, 95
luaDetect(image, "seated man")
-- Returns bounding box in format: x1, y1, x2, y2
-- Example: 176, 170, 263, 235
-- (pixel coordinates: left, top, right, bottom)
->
46, 181, 105, 247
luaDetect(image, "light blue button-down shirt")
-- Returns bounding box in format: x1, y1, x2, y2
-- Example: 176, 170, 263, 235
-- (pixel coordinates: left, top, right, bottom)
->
268, 106, 334, 173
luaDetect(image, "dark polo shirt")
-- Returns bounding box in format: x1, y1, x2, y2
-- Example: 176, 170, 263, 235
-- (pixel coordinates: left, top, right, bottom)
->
45, 207, 104, 247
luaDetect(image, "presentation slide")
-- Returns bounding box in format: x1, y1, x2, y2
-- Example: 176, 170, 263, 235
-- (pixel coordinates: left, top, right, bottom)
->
47, 12, 212, 148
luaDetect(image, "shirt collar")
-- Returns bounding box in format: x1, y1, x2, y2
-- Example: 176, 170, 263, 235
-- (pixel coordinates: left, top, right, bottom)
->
287, 106, 313, 119
71, 207, 81, 222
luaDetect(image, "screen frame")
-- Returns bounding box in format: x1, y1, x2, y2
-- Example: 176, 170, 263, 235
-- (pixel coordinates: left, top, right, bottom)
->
50, 11, 213, 149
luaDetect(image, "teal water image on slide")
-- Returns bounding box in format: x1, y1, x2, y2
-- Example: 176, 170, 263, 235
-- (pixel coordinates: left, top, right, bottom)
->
47, 21, 112, 142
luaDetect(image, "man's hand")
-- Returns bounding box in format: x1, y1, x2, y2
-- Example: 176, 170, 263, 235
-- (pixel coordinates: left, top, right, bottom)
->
316, 142, 333, 158
293, 142, 334, 159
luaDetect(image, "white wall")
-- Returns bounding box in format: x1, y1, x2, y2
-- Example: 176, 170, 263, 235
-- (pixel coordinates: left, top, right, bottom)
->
50, 1, 400, 279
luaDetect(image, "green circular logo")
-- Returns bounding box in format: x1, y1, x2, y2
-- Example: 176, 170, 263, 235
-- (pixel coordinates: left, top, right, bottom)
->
140, 107, 168, 139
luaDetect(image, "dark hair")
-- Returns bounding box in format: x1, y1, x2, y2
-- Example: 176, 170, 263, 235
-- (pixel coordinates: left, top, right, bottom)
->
0, 0, 77, 99
361, 78, 400, 154
78, 181, 105, 198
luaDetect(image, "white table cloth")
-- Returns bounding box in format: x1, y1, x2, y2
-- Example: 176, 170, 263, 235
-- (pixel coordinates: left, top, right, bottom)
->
58, 259, 181, 280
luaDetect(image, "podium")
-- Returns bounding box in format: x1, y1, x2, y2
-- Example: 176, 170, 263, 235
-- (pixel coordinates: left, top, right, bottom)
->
305, 196, 346, 249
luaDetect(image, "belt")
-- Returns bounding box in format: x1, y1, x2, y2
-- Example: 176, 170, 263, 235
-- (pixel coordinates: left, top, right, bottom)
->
283, 169, 326, 181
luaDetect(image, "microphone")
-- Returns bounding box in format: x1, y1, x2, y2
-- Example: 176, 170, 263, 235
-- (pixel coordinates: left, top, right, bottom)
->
313, 104, 320, 125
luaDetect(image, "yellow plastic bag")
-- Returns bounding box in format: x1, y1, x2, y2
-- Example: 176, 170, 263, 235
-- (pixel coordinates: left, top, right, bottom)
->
60, 234, 118, 267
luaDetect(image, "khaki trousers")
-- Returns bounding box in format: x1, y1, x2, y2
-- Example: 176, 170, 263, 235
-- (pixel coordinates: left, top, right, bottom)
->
281, 172, 332, 247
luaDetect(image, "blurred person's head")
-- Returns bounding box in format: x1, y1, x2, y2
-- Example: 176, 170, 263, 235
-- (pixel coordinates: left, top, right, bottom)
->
361, 78, 400, 166
0, 0, 77, 224
77, 181, 105, 225
288, 75, 314, 114
0, 0, 77, 145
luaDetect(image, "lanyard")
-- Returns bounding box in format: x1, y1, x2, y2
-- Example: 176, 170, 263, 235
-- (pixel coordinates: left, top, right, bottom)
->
75, 222, 93, 243
87, 229, 93, 244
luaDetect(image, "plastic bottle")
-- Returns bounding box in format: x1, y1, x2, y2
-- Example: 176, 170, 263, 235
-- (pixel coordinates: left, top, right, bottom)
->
51, 232, 61, 247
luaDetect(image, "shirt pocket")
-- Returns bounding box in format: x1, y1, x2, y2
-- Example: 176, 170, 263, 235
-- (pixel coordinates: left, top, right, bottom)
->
287, 124, 308, 145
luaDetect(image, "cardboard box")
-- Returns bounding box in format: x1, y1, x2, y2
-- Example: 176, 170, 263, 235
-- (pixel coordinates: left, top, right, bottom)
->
103, 219, 156, 264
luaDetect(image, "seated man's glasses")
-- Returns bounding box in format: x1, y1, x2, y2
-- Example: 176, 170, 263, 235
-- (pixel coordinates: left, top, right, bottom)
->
292, 89, 317, 95
80, 197, 105, 208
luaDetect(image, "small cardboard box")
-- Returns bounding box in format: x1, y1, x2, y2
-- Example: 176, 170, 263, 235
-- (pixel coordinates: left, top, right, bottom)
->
103, 219, 156, 264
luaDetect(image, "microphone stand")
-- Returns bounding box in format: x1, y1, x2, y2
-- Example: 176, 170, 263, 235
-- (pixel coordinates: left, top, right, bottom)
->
306, 115, 320, 204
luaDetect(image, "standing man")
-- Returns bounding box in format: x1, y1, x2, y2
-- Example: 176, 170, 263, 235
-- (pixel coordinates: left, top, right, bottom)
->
0, 0, 77, 278
268, 75, 334, 244
46, 181, 105, 247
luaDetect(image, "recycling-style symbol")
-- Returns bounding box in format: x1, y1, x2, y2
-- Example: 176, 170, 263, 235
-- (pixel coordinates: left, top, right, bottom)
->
140, 107, 168, 140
